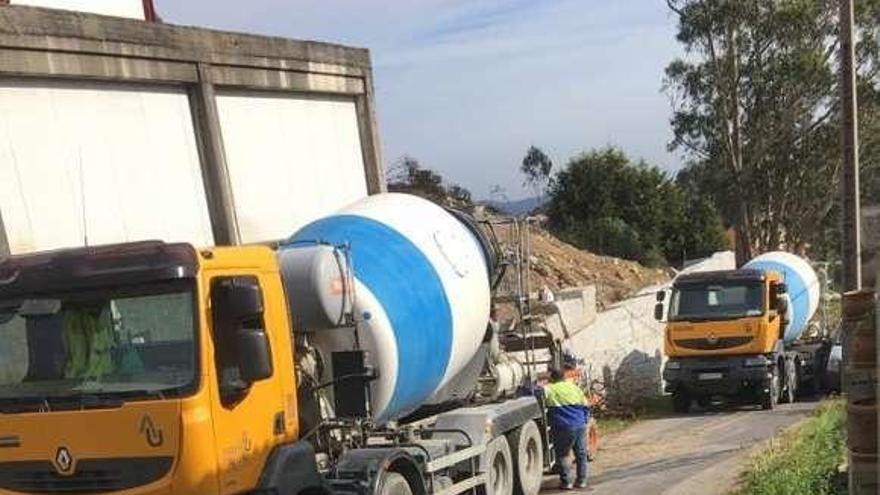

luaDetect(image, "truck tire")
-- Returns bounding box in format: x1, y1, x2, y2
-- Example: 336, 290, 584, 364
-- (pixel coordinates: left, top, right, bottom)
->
377, 472, 412, 495
696, 396, 711, 409
507, 421, 543, 495
783, 359, 797, 404
672, 391, 690, 413
774, 359, 787, 404
762, 366, 780, 410
800, 354, 818, 398
483, 435, 514, 495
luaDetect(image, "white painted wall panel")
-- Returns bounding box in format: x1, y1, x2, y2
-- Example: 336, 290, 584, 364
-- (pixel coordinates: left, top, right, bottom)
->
216, 92, 368, 244
11, 0, 145, 19
0, 81, 214, 254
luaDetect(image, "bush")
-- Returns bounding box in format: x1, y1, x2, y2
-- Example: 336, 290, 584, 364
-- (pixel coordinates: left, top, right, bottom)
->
546, 147, 728, 267
563, 218, 644, 263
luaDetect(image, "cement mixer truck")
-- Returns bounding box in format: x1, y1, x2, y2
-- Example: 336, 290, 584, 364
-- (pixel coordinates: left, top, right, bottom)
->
654, 252, 831, 412
0, 194, 558, 495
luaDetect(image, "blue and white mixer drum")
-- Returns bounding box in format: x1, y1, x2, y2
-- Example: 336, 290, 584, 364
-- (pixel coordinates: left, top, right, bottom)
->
744, 251, 820, 343
281, 193, 492, 422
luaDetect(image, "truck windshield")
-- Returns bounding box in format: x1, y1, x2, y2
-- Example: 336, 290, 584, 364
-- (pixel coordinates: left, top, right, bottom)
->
0, 282, 197, 410
669, 281, 764, 322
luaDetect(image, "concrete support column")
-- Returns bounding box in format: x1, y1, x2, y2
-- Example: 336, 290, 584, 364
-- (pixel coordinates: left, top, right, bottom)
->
0, 210, 9, 257
190, 63, 240, 246
356, 72, 386, 194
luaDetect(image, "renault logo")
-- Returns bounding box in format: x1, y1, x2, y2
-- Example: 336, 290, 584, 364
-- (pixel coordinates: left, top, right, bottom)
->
54, 447, 73, 474
139, 415, 164, 448
706, 333, 719, 345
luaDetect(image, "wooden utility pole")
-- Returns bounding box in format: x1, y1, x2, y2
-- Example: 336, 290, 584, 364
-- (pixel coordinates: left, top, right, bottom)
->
840, 0, 862, 291
839, 4, 874, 495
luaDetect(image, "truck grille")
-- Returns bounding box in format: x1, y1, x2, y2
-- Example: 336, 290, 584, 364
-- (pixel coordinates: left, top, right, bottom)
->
675, 336, 753, 350
0, 457, 172, 493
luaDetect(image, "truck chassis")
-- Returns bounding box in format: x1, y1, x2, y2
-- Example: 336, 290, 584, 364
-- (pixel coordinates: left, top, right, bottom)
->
663, 340, 831, 412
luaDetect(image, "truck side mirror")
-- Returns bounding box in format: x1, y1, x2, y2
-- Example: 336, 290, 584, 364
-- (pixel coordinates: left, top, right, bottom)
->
212, 277, 264, 321
777, 295, 789, 314
656, 290, 666, 302
654, 303, 664, 321
236, 328, 273, 382
211, 276, 273, 402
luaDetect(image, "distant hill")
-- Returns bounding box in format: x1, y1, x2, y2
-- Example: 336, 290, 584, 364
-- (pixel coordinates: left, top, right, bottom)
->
486, 196, 546, 216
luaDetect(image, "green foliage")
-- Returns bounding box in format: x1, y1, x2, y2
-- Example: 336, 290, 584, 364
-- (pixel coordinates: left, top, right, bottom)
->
546, 147, 728, 267
388, 156, 445, 203
520, 146, 553, 198
573, 217, 645, 263
665, 0, 880, 261
447, 184, 472, 205
734, 399, 846, 495
387, 156, 474, 210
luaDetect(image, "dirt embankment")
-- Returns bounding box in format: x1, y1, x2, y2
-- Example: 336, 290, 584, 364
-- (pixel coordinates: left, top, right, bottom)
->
490, 220, 670, 309
527, 225, 670, 308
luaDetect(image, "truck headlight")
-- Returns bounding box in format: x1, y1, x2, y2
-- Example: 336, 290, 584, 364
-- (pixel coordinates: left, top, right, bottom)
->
744, 356, 769, 367
665, 361, 681, 370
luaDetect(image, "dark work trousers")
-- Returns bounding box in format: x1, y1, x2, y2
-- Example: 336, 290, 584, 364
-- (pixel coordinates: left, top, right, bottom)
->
552, 425, 588, 486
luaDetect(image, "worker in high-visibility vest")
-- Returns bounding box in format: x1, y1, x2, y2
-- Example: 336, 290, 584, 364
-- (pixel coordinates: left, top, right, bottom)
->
544, 364, 591, 490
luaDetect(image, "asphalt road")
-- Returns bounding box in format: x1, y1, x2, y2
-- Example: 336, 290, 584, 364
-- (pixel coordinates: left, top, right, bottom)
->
541, 399, 820, 495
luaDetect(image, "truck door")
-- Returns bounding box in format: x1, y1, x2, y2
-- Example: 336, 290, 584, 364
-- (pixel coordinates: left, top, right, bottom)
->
205, 273, 285, 494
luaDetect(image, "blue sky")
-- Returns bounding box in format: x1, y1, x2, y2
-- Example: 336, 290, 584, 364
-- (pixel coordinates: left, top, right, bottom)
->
158, 1, 684, 200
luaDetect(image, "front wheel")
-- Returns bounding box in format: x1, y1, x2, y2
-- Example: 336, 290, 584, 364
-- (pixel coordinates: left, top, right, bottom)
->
761, 366, 780, 410
696, 396, 711, 409
672, 391, 690, 413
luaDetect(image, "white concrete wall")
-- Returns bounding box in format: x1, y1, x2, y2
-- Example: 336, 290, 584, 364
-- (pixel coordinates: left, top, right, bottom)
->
544, 286, 597, 341
0, 81, 214, 254
0, 83, 374, 253
216, 91, 369, 243
567, 251, 736, 406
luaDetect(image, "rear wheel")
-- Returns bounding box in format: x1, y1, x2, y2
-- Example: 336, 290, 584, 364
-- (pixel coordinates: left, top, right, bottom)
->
377, 472, 412, 495
508, 421, 543, 495
800, 365, 817, 397
672, 391, 690, 413
484, 435, 514, 495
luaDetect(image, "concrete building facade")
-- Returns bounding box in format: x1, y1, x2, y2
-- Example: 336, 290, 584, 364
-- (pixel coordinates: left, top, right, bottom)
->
0, 5, 385, 255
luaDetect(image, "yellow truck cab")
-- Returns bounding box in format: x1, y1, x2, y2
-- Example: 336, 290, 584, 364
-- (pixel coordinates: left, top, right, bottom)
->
0, 242, 322, 494
664, 269, 783, 358
655, 267, 826, 412
0, 235, 554, 495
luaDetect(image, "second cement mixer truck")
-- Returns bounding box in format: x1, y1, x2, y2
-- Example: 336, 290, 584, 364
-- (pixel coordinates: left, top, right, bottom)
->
0, 193, 555, 495
654, 252, 830, 412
